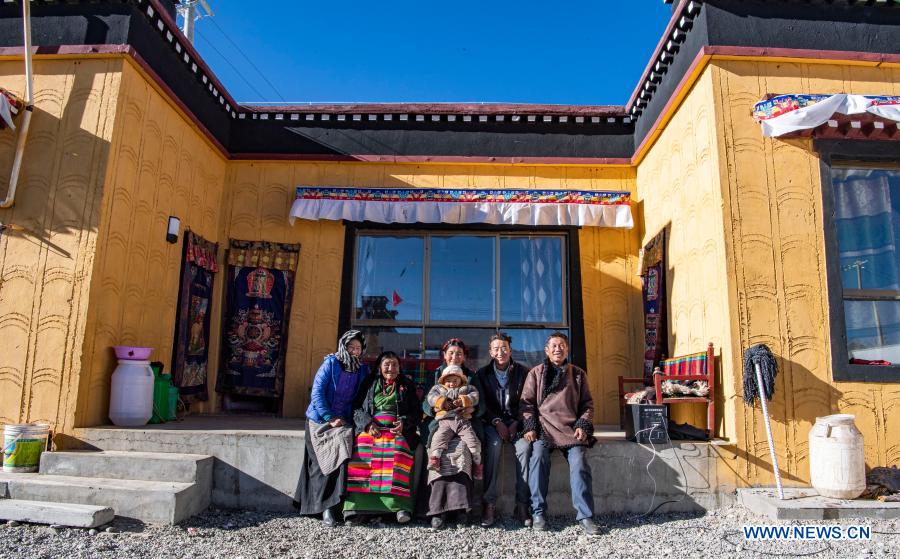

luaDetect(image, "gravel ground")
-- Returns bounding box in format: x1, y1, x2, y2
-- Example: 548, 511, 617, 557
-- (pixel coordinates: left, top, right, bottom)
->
1, 505, 897, 559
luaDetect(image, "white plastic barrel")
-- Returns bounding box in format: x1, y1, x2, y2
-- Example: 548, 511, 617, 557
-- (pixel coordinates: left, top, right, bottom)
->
109, 359, 154, 427
808, 414, 866, 499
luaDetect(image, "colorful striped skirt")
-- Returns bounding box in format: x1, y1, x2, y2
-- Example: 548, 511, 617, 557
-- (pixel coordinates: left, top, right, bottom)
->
344, 411, 414, 513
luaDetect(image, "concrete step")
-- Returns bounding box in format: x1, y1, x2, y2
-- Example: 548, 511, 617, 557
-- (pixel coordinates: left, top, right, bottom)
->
40, 450, 214, 484
0, 472, 210, 524
0, 499, 114, 528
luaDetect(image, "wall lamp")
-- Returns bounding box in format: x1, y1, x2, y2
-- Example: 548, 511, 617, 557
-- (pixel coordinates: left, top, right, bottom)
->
167, 216, 181, 244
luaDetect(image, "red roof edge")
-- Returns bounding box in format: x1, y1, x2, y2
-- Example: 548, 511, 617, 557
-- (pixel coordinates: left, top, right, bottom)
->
240, 103, 628, 117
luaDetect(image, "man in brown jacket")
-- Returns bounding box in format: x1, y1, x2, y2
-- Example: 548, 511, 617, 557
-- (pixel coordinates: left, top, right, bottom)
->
521, 332, 599, 535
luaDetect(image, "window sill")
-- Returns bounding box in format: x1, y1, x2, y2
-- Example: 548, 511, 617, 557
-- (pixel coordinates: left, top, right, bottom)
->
833, 364, 900, 383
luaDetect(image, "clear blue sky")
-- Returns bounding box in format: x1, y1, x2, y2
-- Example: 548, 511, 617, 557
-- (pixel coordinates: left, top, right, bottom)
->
188, 1, 674, 106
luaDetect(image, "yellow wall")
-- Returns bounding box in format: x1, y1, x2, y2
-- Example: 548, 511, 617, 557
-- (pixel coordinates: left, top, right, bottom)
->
75, 60, 228, 426
224, 162, 641, 418
634, 68, 737, 436
711, 59, 900, 486
0, 58, 122, 432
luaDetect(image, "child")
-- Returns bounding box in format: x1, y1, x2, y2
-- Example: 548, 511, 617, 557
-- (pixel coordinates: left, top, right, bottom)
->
426, 365, 483, 479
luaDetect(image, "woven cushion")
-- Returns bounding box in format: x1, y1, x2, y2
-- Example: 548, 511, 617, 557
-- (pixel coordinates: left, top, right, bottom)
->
662, 351, 707, 377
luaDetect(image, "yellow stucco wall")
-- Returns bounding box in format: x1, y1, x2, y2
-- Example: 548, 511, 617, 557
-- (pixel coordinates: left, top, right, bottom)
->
711, 59, 900, 487
75, 60, 228, 426
634, 68, 736, 436
0, 58, 122, 432
224, 162, 641, 418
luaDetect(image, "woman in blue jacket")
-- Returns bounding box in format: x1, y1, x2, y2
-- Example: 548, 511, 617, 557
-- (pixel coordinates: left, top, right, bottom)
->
294, 330, 368, 526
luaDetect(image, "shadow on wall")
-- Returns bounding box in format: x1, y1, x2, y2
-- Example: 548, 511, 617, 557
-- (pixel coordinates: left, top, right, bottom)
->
0, 57, 117, 429
714, 354, 841, 486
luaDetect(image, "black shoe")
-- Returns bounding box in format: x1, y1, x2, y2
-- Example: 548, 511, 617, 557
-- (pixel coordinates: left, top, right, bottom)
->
430, 515, 444, 530
580, 518, 601, 536
480, 503, 496, 527
456, 511, 469, 525
513, 503, 531, 527
322, 508, 337, 528
532, 514, 547, 531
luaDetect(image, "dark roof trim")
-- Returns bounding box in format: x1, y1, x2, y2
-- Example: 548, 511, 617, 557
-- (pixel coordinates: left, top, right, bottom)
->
227, 153, 632, 165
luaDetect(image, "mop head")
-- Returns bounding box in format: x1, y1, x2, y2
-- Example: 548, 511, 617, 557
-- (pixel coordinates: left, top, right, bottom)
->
742, 344, 778, 405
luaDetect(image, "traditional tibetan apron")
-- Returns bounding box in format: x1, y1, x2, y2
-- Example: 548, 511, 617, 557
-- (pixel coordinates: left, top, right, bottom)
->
344, 383, 414, 512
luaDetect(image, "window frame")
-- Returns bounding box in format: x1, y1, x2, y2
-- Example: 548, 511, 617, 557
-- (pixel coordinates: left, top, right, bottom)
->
818, 139, 900, 382
338, 221, 586, 369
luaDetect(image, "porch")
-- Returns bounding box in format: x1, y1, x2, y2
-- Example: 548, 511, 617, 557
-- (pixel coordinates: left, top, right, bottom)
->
68, 416, 732, 515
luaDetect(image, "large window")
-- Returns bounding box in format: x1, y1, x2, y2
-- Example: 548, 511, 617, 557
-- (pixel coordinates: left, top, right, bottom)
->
821, 142, 900, 382
351, 231, 568, 385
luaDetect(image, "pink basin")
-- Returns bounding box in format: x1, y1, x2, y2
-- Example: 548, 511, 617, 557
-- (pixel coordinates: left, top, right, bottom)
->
112, 346, 153, 360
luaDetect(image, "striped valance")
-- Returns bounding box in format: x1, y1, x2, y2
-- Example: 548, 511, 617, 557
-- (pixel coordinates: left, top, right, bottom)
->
753, 94, 900, 137
288, 187, 633, 228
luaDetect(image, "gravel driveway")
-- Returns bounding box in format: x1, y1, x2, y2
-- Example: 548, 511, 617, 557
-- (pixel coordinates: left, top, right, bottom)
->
1, 505, 897, 559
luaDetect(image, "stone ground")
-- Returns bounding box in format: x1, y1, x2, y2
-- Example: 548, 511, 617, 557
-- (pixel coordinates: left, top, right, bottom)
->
0, 504, 897, 559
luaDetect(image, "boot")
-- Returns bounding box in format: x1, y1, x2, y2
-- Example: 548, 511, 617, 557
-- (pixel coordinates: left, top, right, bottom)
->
480, 503, 496, 527
430, 514, 444, 530
580, 518, 601, 536
322, 507, 337, 528
532, 514, 547, 532
514, 503, 532, 527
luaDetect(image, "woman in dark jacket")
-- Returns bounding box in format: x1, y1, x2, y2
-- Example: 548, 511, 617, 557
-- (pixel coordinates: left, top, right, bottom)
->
476, 332, 532, 527
343, 351, 419, 524
294, 330, 368, 527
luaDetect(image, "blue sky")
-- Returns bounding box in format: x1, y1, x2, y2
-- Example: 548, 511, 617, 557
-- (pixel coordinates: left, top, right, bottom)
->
188, 1, 674, 106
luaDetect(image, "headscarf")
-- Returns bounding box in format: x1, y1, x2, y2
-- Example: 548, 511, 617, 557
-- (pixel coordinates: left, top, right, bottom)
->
332, 329, 366, 373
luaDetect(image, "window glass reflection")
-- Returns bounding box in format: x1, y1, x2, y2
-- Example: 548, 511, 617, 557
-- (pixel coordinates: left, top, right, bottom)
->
500, 237, 564, 323
429, 236, 496, 322
356, 236, 423, 321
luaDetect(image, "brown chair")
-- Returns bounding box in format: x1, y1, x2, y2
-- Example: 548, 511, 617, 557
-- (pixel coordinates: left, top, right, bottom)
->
653, 342, 716, 437
617, 374, 650, 428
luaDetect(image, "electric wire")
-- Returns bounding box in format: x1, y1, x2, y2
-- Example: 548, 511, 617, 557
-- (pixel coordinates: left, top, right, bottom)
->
207, 17, 287, 102
195, 29, 271, 102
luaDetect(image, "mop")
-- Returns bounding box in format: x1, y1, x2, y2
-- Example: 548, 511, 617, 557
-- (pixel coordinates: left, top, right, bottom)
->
742, 344, 784, 499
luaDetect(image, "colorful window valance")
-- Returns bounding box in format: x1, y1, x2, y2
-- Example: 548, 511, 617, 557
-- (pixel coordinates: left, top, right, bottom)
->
185, 231, 219, 273
288, 187, 633, 228
753, 94, 900, 137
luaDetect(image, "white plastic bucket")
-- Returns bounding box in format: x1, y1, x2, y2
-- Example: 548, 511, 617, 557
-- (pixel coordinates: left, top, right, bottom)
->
809, 413, 866, 499
2, 422, 50, 473
109, 359, 154, 427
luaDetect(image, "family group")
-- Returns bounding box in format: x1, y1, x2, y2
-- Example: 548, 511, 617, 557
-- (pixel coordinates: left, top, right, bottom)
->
293, 330, 601, 535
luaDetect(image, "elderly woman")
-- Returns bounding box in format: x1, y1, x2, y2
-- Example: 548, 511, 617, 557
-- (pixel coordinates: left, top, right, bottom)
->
475, 332, 532, 527
342, 351, 419, 525
294, 330, 368, 527
420, 338, 486, 529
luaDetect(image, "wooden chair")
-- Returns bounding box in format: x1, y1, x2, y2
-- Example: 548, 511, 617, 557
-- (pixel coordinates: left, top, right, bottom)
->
653, 342, 716, 437
617, 374, 650, 428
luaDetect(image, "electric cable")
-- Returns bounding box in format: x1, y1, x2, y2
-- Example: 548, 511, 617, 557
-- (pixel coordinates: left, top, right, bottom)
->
630, 418, 691, 519
195, 29, 271, 102
207, 17, 287, 102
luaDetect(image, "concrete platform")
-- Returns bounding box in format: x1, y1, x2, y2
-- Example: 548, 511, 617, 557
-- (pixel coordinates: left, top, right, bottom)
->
74, 415, 734, 514
0, 499, 114, 528
0, 472, 208, 524
738, 488, 900, 520
41, 450, 213, 484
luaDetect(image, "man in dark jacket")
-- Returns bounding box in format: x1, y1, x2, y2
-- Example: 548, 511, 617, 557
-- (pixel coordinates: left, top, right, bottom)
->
521, 331, 600, 536
476, 333, 531, 527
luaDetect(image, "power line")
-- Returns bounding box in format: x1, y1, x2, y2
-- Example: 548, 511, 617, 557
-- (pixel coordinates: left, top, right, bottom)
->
207, 17, 287, 102
195, 29, 271, 102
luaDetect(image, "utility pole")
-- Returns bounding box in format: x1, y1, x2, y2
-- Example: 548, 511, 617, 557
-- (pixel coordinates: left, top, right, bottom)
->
176, 0, 214, 43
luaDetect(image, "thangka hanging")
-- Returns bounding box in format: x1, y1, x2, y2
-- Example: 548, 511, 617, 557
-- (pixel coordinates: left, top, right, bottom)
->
289, 187, 633, 228
753, 94, 900, 137
217, 240, 300, 398
641, 229, 668, 381
171, 231, 219, 402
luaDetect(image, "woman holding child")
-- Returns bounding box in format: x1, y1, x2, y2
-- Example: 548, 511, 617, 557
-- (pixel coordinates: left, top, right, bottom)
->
421, 338, 485, 529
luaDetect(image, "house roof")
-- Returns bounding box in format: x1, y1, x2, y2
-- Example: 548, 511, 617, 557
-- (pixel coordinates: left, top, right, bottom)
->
0, 0, 897, 162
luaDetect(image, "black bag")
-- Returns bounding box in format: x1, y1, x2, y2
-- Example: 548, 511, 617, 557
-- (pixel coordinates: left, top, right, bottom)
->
666, 421, 709, 441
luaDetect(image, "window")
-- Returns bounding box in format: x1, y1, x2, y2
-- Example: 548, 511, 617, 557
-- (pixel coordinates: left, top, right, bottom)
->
351, 231, 569, 386
820, 139, 900, 382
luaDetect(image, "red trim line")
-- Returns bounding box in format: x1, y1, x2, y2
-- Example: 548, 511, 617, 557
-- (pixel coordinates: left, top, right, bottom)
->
229, 153, 633, 165
242, 103, 627, 116
626, 0, 690, 110
705, 45, 900, 65
0, 44, 131, 57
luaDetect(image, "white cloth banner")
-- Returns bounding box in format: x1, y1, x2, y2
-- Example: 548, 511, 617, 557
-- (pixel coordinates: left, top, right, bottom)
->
754, 94, 900, 137
288, 187, 634, 228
